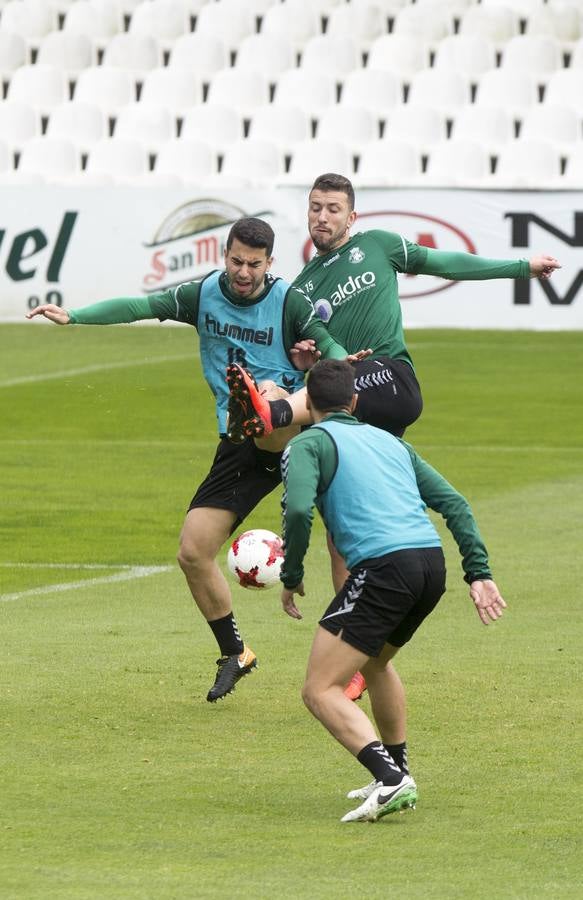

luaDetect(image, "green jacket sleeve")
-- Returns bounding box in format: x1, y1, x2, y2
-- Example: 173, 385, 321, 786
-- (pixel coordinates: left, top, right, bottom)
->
280, 429, 335, 588
404, 442, 493, 583
283, 287, 348, 360
418, 248, 530, 281
68, 282, 202, 326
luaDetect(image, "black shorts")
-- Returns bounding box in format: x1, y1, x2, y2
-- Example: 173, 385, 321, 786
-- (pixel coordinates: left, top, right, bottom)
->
188, 437, 282, 534
352, 357, 423, 437
319, 548, 446, 657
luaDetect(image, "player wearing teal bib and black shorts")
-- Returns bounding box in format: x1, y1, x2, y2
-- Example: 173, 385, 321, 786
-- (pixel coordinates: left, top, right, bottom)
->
26, 218, 353, 704
278, 359, 507, 822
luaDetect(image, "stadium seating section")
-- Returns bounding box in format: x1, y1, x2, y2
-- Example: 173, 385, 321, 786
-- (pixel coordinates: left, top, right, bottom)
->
0, 0, 581, 186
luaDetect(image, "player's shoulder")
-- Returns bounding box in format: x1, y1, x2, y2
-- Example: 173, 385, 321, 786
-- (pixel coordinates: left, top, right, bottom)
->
360, 228, 405, 249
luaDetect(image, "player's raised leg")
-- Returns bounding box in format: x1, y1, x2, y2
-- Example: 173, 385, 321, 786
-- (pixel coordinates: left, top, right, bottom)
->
177, 506, 257, 702
226, 364, 310, 444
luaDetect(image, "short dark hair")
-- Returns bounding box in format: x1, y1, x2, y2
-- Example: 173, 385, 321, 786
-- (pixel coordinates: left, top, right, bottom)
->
307, 359, 355, 413
226, 217, 274, 256
310, 173, 355, 211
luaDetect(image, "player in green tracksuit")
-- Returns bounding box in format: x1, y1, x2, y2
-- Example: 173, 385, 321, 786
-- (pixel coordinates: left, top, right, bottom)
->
227, 172, 561, 441
26, 217, 356, 704
278, 359, 506, 822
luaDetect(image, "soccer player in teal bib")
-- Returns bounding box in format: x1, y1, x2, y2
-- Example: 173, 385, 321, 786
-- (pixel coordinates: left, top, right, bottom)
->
26, 218, 361, 703
279, 359, 507, 822
226, 172, 559, 699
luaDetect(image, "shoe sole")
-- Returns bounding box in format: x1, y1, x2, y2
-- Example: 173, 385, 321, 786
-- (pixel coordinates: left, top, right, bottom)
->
206, 659, 257, 703
373, 787, 418, 821
226, 366, 269, 442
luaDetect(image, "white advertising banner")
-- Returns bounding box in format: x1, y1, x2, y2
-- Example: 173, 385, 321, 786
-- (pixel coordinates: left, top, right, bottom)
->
1, 185, 582, 328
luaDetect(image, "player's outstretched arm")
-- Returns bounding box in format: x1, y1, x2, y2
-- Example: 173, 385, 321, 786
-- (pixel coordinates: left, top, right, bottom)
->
469, 579, 507, 625
281, 583, 304, 620
529, 255, 561, 279
26, 304, 70, 324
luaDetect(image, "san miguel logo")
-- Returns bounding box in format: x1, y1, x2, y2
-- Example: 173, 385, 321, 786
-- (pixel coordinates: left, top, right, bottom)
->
142, 199, 273, 293
303, 211, 477, 300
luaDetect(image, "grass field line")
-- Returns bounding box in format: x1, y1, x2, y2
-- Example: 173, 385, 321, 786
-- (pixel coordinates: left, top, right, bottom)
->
0, 352, 197, 388
0, 564, 173, 603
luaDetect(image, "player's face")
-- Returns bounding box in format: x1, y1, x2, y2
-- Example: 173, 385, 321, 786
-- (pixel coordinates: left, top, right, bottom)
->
224, 238, 273, 299
308, 189, 357, 254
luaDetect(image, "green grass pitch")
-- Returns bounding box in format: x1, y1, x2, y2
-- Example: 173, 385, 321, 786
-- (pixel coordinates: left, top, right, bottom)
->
1, 322, 582, 899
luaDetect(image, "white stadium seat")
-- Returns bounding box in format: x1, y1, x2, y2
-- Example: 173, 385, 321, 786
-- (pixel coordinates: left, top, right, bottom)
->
7, 65, 68, 117
63, 1, 122, 52
0, 33, 27, 88
234, 33, 295, 80
113, 102, 174, 152
46, 101, 105, 153
316, 106, 378, 153
128, 0, 190, 50
384, 104, 447, 152
500, 35, 562, 85
450, 105, 514, 155
339, 69, 400, 121
519, 105, 581, 162
459, 5, 520, 49
300, 35, 361, 78
206, 69, 269, 120
544, 69, 583, 109
474, 69, 538, 119
74, 66, 135, 115
220, 138, 285, 186
392, 3, 454, 48
326, 2, 385, 50
407, 69, 470, 116
85, 136, 150, 182
0, 101, 39, 152
537, 1, 582, 43
481, 0, 546, 19
168, 34, 228, 81
433, 34, 497, 82
285, 139, 354, 184
140, 67, 202, 116
273, 69, 337, 119
493, 139, 562, 188
36, 31, 95, 80
0, 0, 55, 52
247, 105, 311, 155
153, 138, 218, 185
102, 33, 162, 80
354, 139, 421, 187
194, 3, 255, 54
367, 35, 430, 86
261, 3, 320, 53
18, 136, 81, 182
181, 104, 243, 152
562, 144, 583, 186
422, 139, 490, 186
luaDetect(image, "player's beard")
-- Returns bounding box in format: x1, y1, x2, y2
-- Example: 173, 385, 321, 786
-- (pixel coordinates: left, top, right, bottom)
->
310, 225, 348, 254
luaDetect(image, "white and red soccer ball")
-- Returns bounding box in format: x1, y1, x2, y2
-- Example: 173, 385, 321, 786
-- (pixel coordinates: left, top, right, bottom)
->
227, 529, 284, 590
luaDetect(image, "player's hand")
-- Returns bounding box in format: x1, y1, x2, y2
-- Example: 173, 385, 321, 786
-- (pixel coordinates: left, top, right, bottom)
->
281, 583, 304, 619
469, 579, 507, 625
529, 255, 561, 279
290, 339, 321, 371
25, 304, 70, 324
345, 348, 373, 363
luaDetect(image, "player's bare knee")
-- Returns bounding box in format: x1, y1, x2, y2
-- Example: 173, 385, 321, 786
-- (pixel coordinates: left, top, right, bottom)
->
177, 538, 205, 574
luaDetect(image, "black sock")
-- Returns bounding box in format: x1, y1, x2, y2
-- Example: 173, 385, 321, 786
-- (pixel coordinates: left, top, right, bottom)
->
383, 742, 409, 774
268, 399, 293, 429
357, 741, 403, 786
208, 613, 244, 657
